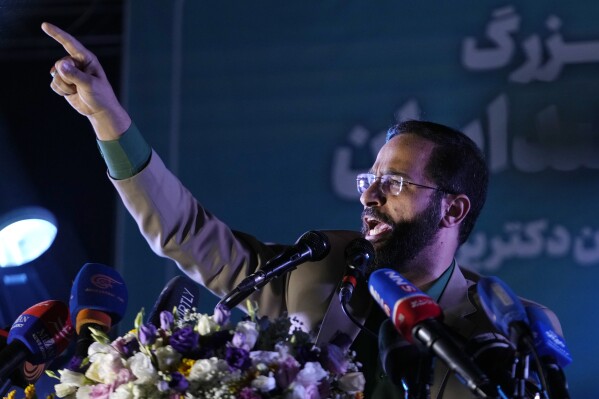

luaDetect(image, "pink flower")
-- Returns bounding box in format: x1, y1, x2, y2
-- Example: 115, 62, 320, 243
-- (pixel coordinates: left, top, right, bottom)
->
89, 383, 111, 399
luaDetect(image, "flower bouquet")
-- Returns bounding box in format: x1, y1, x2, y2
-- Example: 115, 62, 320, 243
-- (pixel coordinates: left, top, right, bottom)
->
42, 303, 364, 399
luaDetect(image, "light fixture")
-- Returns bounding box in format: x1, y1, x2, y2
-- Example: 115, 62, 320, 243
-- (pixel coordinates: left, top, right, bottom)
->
0, 206, 57, 267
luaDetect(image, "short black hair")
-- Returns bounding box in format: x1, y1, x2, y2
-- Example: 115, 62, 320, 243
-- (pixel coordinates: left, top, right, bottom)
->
386, 120, 488, 245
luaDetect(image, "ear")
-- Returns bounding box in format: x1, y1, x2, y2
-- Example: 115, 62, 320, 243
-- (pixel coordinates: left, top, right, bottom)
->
440, 194, 470, 228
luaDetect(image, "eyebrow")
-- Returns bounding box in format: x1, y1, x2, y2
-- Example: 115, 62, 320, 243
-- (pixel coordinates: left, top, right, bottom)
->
368, 169, 410, 179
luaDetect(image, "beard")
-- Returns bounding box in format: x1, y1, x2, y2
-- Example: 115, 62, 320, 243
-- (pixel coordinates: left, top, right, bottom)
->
361, 192, 443, 273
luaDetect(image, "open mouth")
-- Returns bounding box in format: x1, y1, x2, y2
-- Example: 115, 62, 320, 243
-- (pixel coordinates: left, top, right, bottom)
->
363, 215, 393, 241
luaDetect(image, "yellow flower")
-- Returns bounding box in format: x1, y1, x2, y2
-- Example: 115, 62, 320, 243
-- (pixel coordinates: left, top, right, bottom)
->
2, 390, 16, 399
24, 384, 36, 399
178, 358, 196, 377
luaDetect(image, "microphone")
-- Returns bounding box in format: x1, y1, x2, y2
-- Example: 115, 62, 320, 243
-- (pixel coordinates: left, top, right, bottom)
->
369, 268, 500, 398
0, 327, 7, 346
147, 275, 200, 326
0, 300, 73, 381
525, 306, 571, 369
477, 276, 562, 399
526, 306, 571, 399
0, 326, 47, 390
465, 332, 516, 396
339, 238, 374, 305
476, 276, 532, 347
69, 263, 128, 361
379, 318, 433, 398
217, 231, 330, 311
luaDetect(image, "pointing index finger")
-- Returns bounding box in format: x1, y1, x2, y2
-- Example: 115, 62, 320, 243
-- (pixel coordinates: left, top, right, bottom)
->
41, 22, 92, 67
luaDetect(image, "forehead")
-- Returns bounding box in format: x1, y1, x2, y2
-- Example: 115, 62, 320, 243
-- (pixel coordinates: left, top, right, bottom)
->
371, 134, 437, 180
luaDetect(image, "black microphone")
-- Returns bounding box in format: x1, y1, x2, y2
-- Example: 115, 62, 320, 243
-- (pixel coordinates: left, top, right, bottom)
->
465, 332, 517, 396
147, 275, 200, 326
369, 269, 501, 398
379, 319, 433, 398
217, 231, 330, 311
339, 238, 374, 305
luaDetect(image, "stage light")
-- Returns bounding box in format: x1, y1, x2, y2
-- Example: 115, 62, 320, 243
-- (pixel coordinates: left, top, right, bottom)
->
0, 206, 57, 267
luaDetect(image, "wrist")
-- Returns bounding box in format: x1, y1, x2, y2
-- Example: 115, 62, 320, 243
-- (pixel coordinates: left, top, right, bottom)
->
89, 107, 132, 141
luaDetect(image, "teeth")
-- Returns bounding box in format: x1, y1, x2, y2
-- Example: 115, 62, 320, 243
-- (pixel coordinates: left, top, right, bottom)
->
369, 223, 390, 236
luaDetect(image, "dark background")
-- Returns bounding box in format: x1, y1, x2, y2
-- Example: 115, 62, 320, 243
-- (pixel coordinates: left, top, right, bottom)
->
0, 0, 124, 311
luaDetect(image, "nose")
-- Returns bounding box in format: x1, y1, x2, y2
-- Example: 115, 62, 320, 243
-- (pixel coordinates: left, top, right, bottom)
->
360, 180, 386, 207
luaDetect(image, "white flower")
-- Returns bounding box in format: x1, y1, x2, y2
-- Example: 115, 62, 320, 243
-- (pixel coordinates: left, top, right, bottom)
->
127, 352, 157, 384
75, 385, 93, 399
337, 371, 366, 393
110, 383, 133, 399
54, 369, 87, 397
188, 357, 228, 382
47, 310, 363, 399
251, 372, 276, 392
295, 361, 328, 387
85, 348, 125, 384
154, 345, 182, 371
88, 341, 120, 357
249, 350, 279, 365
234, 321, 259, 349
285, 383, 306, 399
196, 314, 218, 335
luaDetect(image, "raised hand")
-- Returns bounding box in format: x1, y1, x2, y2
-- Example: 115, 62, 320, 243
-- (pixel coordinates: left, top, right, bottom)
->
42, 22, 131, 140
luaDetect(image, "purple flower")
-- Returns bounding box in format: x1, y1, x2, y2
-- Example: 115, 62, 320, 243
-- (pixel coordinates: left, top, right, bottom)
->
225, 346, 251, 371
320, 343, 348, 375
232, 331, 248, 349
213, 305, 231, 326
168, 371, 189, 392
275, 356, 300, 387
160, 311, 174, 331
66, 355, 85, 372
112, 336, 139, 357
170, 326, 199, 354
305, 384, 321, 399
139, 323, 157, 345
238, 387, 262, 399
157, 380, 170, 392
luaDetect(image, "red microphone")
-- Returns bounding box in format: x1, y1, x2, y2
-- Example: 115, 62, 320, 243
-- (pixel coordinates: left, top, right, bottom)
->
369, 269, 500, 398
0, 300, 73, 381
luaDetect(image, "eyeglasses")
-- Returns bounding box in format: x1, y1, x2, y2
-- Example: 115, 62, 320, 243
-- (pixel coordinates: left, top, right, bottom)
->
356, 173, 446, 196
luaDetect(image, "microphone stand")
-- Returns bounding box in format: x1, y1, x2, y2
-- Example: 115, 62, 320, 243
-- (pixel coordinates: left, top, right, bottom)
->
216, 286, 255, 312
409, 351, 433, 399
512, 350, 530, 399
510, 322, 532, 399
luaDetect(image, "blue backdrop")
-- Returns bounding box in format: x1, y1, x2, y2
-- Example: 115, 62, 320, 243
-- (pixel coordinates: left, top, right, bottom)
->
117, 1, 599, 396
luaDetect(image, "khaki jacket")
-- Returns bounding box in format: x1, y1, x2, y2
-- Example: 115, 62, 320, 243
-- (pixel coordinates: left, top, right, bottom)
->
112, 151, 562, 398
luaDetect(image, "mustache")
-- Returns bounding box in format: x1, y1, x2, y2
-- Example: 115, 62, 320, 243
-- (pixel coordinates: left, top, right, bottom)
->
361, 208, 396, 228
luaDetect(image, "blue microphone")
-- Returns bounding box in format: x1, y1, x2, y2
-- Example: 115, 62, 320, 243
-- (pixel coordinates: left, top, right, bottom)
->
477, 276, 565, 399
0, 301, 73, 381
70, 263, 128, 361
0, 325, 47, 391
476, 276, 531, 347
526, 306, 571, 399
525, 306, 571, 369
